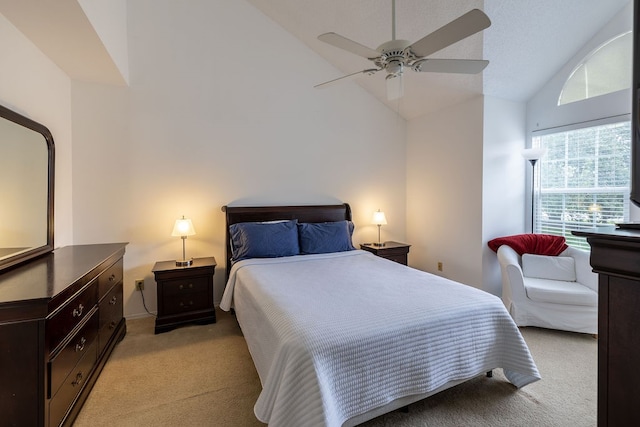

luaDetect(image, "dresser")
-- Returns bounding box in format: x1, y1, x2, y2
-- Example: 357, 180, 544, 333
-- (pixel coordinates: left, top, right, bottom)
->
0, 243, 127, 427
152, 257, 216, 334
573, 229, 640, 426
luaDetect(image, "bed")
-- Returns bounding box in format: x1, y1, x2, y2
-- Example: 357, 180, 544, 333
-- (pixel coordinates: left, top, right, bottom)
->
219, 203, 540, 427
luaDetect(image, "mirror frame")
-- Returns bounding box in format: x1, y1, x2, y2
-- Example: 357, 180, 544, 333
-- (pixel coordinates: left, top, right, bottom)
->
0, 104, 54, 272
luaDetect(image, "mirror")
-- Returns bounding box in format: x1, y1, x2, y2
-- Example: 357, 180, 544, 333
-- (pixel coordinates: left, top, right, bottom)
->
0, 104, 54, 272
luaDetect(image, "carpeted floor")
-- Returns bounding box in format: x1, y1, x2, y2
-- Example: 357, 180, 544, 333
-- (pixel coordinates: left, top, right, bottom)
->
74, 309, 597, 427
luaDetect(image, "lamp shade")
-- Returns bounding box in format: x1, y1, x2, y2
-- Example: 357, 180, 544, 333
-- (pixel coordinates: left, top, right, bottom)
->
521, 147, 547, 161
171, 216, 196, 237
372, 210, 387, 225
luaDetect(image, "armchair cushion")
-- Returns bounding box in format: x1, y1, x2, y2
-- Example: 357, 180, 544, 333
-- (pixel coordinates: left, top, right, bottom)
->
524, 278, 598, 306
522, 254, 576, 282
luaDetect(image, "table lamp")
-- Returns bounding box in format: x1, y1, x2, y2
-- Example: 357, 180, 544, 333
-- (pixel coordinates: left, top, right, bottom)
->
172, 216, 196, 266
372, 209, 387, 247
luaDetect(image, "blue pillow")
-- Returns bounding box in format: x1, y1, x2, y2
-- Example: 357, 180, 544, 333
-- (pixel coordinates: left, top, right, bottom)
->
230, 220, 300, 261
298, 221, 355, 254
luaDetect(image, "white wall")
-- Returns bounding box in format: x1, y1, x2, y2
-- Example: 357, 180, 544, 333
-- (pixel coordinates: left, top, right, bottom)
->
0, 12, 73, 248
78, 0, 129, 84
406, 97, 484, 288
481, 96, 526, 296
70, 0, 407, 318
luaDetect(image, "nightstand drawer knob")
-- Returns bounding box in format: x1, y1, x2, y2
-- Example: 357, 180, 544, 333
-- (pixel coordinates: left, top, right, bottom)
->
109, 296, 117, 305
178, 283, 194, 290
179, 300, 194, 308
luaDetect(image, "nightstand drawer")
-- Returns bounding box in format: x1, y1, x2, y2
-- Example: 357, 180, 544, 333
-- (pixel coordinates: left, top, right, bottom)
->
162, 290, 210, 314
360, 241, 410, 266
162, 276, 209, 296
383, 253, 408, 265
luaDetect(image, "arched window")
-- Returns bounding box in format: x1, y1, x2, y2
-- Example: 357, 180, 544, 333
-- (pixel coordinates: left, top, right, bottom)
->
558, 32, 632, 106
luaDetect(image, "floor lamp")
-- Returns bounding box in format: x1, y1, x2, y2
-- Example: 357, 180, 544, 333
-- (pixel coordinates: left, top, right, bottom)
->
521, 148, 547, 233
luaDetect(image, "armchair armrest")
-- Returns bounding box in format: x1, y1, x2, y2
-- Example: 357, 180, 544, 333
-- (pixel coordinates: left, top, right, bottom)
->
562, 246, 598, 293
496, 245, 528, 302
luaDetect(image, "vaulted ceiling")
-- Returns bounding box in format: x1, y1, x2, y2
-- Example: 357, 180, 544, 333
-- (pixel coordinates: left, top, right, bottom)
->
0, 0, 631, 120
246, 0, 630, 119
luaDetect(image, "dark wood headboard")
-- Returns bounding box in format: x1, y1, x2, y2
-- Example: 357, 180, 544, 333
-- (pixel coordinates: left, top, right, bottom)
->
220, 203, 352, 279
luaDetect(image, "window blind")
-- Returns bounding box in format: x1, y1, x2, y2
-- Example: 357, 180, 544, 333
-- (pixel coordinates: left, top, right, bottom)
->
532, 118, 631, 250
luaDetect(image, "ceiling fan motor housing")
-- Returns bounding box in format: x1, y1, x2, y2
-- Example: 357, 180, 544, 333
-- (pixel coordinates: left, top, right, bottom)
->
374, 40, 415, 76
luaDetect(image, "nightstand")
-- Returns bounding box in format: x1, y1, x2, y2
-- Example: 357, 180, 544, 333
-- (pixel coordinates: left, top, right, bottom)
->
360, 241, 411, 265
152, 257, 216, 334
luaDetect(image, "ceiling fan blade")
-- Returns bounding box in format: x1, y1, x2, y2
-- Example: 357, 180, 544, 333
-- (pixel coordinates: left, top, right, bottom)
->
314, 69, 380, 89
408, 9, 491, 58
413, 58, 489, 74
318, 32, 380, 59
386, 74, 404, 100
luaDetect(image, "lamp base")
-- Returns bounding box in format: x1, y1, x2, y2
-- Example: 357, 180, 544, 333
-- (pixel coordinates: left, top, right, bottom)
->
175, 258, 193, 267
372, 242, 386, 247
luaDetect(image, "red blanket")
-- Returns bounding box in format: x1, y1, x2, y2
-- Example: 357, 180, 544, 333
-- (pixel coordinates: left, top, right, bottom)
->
488, 234, 568, 256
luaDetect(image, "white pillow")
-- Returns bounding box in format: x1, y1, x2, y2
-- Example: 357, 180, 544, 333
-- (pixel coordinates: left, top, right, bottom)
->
522, 254, 576, 281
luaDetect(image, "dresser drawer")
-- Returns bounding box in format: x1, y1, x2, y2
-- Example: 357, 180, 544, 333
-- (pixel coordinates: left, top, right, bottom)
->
98, 258, 123, 299
162, 290, 210, 315
48, 310, 98, 399
47, 281, 98, 354
98, 281, 123, 355
48, 339, 97, 427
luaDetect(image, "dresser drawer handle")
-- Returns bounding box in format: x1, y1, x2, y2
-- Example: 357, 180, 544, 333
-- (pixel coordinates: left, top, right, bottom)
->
109, 273, 116, 282
71, 372, 84, 387
109, 321, 117, 330
109, 296, 117, 305
178, 283, 194, 290
179, 301, 194, 308
75, 337, 86, 352
72, 304, 84, 318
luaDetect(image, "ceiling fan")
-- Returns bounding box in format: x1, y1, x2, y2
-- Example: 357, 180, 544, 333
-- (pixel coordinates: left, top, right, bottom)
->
315, 1, 491, 100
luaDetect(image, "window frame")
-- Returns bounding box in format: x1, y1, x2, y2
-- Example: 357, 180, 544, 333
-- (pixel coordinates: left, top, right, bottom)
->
531, 114, 631, 249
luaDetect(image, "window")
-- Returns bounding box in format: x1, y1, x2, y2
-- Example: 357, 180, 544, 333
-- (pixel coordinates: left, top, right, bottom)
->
558, 32, 632, 105
532, 118, 631, 249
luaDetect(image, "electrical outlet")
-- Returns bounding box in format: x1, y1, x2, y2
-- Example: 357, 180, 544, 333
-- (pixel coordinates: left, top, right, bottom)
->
135, 279, 144, 291
437, 262, 443, 272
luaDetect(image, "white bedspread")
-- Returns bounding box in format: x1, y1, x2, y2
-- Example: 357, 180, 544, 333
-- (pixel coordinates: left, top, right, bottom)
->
220, 250, 540, 427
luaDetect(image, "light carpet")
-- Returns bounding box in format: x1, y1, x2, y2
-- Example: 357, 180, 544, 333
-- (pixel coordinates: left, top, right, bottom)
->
74, 309, 596, 427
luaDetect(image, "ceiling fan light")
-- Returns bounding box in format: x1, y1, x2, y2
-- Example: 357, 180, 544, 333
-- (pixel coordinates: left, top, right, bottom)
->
386, 74, 404, 100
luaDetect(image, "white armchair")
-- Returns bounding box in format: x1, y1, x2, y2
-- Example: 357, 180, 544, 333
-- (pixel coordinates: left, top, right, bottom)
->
496, 244, 598, 334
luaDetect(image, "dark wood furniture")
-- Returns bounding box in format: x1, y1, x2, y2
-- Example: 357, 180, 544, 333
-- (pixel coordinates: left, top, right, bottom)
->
0, 104, 55, 273
0, 243, 127, 427
221, 204, 352, 280
152, 257, 216, 334
573, 229, 640, 426
360, 241, 410, 265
